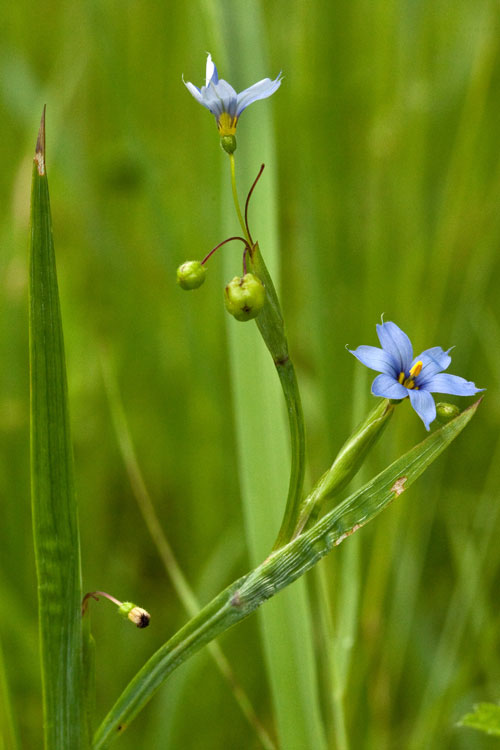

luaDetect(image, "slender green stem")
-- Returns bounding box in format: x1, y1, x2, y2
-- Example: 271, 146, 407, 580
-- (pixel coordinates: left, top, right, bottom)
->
92, 399, 480, 749
271, 358, 306, 547
315, 564, 349, 750
246, 243, 307, 549
227, 154, 306, 548
229, 153, 251, 244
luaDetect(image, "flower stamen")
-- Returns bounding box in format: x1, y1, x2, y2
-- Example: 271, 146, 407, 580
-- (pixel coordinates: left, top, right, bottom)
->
217, 112, 238, 136
409, 360, 423, 378
399, 360, 423, 389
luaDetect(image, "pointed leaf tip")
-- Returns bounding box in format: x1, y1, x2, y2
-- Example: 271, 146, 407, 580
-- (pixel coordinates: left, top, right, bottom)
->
35, 105, 46, 176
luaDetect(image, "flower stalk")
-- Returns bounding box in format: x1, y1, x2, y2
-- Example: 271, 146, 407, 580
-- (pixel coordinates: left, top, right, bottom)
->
225, 151, 306, 548
229, 153, 252, 244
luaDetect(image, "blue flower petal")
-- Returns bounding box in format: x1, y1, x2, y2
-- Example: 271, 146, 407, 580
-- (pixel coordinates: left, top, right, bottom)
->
185, 57, 281, 129
408, 389, 436, 430
235, 74, 283, 115
422, 373, 483, 396
371, 374, 408, 399
210, 78, 238, 117
349, 345, 398, 376
185, 77, 239, 119
414, 347, 451, 382
199, 86, 226, 116
205, 53, 218, 85
376, 321, 413, 373
184, 80, 205, 104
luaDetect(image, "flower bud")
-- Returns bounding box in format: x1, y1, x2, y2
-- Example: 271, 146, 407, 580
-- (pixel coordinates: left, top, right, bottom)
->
177, 261, 207, 290
224, 273, 266, 322
220, 135, 237, 154
435, 402, 460, 422
118, 601, 151, 628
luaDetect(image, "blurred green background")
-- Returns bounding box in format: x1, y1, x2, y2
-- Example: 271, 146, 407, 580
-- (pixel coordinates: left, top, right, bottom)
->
1, 0, 500, 748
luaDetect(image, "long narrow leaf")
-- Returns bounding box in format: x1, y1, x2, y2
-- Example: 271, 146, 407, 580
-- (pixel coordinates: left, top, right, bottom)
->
93, 399, 481, 748
30, 110, 86, 749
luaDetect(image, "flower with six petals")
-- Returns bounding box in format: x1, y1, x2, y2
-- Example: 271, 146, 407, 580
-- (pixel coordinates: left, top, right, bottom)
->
184, 54, 282, 137
349, 321, 483, 430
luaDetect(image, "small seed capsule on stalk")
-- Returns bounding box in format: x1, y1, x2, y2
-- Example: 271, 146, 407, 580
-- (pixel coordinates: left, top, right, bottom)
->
435, 402, 460, 422
177, 261, 207, 290
220, 135, 237, 154
224, 273, 266, 321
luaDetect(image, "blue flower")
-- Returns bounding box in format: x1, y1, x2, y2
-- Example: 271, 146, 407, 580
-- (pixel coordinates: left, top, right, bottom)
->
349, 321, 483, 430
184, 54, 282, 136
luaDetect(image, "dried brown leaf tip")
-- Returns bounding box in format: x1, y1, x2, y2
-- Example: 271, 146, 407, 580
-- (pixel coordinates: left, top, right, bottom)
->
34, 106, 46, 176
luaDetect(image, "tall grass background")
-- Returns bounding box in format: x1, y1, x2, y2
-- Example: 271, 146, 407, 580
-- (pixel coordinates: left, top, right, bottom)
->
1, 0, 499, 748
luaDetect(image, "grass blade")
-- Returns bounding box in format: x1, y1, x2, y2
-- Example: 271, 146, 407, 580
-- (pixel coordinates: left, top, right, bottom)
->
30, 109, 86, 749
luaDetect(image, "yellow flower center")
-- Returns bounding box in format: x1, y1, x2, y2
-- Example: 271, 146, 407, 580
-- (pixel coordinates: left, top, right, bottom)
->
399, 360, 422, 389
217, 112, 238, 136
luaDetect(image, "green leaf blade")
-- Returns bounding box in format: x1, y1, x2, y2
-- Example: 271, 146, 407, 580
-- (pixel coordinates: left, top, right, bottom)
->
30, 111, 86, 749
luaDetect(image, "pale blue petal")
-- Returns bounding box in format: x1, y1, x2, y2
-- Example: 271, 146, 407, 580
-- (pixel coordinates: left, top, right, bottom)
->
184, 80, 205, 105
422, 373, 483, 396
413, 347, 451, 383
235, 73, 283, 115
189, 80, 237, 118
371, 374, 408, 399
210, 79, 238, 116
376, 321, 413, 373
201, 89, 224, 117
408, 389, 436, 430
349, 345, 398, 376
205, 53, 218, 85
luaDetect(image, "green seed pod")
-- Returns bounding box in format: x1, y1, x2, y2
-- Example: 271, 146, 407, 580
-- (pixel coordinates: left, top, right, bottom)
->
176, 261, 207, 290
435, 402, 460, 422
220, 135, 237, 154
224, 273, 266, 322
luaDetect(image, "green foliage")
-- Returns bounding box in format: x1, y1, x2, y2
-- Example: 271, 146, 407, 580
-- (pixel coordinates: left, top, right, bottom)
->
458, 703, 500, 737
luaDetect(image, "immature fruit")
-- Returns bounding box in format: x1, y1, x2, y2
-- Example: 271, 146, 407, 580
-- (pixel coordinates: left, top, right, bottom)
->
224, 273, 266, 321
176, 261, 207, 290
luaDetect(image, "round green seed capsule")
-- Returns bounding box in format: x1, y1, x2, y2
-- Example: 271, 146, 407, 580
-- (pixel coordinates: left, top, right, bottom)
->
224, 273, 266, 322
435, 402, 460, 422
220, 135, 237, 154
177, 261, 207, 290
